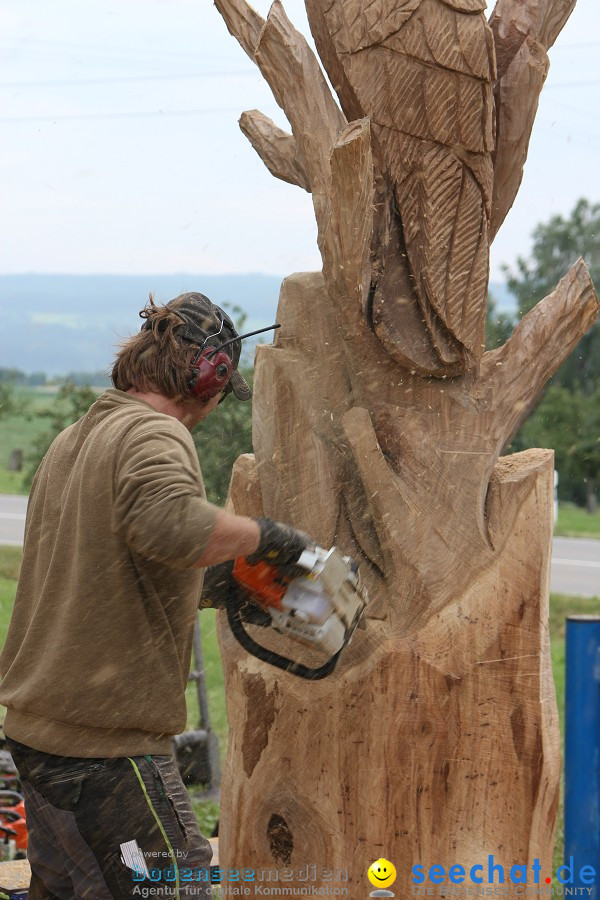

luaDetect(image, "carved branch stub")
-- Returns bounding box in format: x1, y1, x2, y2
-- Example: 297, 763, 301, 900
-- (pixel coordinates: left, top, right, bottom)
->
239, 110, 310, 191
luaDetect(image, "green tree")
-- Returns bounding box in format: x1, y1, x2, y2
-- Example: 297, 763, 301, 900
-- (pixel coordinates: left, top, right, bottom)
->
515, 384, 600, 512
192, 368, 254, 503
191, 302, 259, 503
503, 199, 600, 510
0, 368, 25, 385
23, 382, 98, 489
0, 382, 16, 419
504, 198, 600, 390
485, 293, 515, 350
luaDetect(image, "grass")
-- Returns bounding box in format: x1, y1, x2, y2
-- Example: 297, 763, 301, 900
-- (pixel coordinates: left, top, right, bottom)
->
554, 503, 600, 539
184, 608, 228, 757
0, 470, 26, 494
0, 547, 22, 582
0, 387, 57, 495
189, 796, 220, 837
0, 548, 22, 651
0, 388, 55, 452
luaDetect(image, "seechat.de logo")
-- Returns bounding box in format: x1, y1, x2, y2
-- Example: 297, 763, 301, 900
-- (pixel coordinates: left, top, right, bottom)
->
412, 855, 596, 889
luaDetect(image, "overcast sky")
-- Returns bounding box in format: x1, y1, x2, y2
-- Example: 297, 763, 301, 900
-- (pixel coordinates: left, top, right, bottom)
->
1, 0, 599, 282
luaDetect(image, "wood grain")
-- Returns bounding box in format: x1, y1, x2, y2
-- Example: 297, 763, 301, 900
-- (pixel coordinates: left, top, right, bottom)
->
306, 0, 495, 371
489, 0, 577, 232
490, 37, 549, 239
218, 273, 571, 894
211, 0, 597, 891
239, 110, 310, 191
489, 0, 577, 79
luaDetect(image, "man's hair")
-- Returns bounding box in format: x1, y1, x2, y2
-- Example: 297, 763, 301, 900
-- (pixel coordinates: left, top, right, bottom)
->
111, 295, 198, 401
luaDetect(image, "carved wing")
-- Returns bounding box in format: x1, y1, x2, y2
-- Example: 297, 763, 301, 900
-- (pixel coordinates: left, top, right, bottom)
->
306, 0, 496, 370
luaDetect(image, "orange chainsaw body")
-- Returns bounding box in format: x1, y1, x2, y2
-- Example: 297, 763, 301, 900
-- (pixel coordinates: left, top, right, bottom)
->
232, 557, 289, 609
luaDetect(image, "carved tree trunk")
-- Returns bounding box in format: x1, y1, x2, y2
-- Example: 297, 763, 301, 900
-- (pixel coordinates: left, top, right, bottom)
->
211, 0, 598, 892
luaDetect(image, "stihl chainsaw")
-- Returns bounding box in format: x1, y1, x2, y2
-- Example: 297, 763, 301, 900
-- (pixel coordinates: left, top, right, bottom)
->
228, 547, 369, 680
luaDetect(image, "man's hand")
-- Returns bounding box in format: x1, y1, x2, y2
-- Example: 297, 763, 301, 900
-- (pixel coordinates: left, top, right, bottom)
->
246, 518, 313, 576
194, 512, 313, 572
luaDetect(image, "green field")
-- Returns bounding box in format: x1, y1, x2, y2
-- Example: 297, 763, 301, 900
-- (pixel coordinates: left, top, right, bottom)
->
1, 545, 598, 859
554, 503, 600, 539
0, 387, 58, 493
0, 387, 56, 462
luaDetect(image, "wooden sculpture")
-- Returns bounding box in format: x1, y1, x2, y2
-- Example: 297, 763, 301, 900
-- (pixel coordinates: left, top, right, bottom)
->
213, 0, 598, 893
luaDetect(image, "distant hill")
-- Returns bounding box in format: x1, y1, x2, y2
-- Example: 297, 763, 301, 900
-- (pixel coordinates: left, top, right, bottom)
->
0, 273, 516, 376
0, 274, 284, 376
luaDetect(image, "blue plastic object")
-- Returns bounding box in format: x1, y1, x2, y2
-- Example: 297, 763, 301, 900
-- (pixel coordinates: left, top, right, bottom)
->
565, 615, 600, 897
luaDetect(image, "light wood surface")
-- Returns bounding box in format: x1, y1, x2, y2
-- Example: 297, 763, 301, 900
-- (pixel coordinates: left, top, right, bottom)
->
0, 858, 30, 892
212, 0, 598, 894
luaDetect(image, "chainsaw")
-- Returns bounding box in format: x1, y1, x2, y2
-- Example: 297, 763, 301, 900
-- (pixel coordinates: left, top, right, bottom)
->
227, 547, 369, 680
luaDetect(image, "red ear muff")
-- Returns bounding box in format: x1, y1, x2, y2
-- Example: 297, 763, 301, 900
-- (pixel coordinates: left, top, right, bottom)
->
189, 348, 234, 400
187, 322, 279, 402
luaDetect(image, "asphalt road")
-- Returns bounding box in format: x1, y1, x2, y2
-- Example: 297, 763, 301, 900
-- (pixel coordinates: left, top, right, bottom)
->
0, 494, 599, 597
551, 537, 600, 599
0, 493, 27, 548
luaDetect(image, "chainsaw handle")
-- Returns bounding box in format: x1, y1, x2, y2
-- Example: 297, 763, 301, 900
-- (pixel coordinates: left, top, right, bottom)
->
226, 605, 342, 681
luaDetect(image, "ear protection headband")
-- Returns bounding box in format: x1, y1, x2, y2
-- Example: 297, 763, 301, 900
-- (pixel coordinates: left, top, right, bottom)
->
188, 323, 280, 401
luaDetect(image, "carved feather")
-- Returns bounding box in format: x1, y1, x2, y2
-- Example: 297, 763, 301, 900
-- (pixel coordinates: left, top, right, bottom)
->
306, 0, 496, 369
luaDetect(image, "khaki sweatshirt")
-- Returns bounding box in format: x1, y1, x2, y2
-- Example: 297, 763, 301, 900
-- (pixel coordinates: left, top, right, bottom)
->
0, 389, 219, 757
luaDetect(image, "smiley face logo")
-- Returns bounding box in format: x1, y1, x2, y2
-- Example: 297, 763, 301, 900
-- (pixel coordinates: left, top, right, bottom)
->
367, 858, 397, 889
